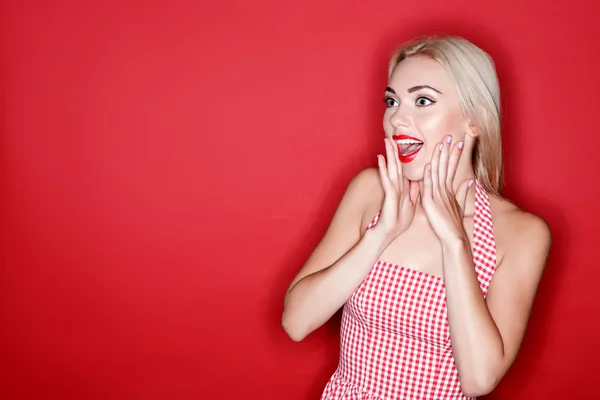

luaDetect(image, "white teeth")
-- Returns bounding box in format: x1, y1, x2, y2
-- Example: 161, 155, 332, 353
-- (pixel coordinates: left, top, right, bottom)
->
395, 139, 423, 144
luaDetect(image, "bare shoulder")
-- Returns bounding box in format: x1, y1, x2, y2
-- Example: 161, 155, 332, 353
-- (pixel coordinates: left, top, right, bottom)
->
284, 167, 384, 292
350, 167, 384, 208
489, 196, 552, 272
345, 167, 385, 232
349, 166, 383, 191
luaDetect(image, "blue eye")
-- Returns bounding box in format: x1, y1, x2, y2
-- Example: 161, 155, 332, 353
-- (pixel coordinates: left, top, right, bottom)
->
416, 97, 435, 107
384, 97, 398, 108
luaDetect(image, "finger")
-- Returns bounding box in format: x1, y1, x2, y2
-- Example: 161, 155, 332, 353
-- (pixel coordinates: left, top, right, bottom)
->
390, 138, 405, 191
377, 154, 392, 191
384, 139, 399, 185
402, 175, 410, 196
423, 162, 433, 200
438, 135, 452, 189
397, 158, 405, 192
446, 140, 463, 191
430, 142, 442, 198
455, 178, 474, 215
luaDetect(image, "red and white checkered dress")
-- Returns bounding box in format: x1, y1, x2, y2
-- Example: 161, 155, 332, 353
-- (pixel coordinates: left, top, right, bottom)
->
321, 181, 497, 400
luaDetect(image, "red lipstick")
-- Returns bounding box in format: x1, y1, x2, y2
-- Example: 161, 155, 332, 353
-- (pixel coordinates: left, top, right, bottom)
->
392, 134, 424, 163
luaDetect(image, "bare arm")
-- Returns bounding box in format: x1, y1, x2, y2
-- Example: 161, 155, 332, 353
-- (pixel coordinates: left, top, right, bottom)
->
443, 212, 551, 396
421, 135, 552, 396
282, 168, 386, 341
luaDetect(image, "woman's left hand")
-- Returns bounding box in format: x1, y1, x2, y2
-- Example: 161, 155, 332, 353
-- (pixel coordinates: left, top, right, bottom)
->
422, 134, 474, 245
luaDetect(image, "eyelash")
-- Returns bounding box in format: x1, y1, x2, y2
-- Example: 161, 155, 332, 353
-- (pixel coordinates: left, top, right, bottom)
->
383, 96, 436, 108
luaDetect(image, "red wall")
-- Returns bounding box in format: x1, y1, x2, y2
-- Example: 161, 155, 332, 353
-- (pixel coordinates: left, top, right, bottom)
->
1, 0, 598, 399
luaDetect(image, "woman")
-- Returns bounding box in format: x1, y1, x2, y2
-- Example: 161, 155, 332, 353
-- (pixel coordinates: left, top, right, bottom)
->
281, 35, 551, 399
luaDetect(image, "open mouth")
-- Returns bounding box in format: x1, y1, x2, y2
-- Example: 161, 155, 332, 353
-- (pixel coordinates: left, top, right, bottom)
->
392, 134, 423, 163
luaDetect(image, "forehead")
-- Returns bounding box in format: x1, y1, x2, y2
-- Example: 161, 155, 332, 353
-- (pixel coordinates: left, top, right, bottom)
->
388, 56, 455, 93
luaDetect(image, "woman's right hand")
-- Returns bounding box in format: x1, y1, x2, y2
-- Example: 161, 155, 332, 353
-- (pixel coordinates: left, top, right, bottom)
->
373, 138, 420, 245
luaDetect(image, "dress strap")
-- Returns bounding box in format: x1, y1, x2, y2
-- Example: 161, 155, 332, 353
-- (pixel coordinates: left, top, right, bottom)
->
366, 210, 380, 230
472, 181, 498, 297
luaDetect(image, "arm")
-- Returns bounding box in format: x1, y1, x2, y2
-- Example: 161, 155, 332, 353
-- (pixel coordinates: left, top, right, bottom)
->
442, 212, 551, 397
421, 135, 552, 396
282, 168, 386, 342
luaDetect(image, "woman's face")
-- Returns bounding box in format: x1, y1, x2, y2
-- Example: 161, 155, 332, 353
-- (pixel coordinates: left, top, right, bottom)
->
383, 55, 470, 181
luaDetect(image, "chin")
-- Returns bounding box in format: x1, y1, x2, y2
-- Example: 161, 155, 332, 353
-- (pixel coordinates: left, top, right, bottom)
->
400, 163, 425, 181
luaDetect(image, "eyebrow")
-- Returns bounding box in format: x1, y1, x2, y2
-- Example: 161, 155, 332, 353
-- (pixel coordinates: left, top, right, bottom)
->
385, 85, 443, 95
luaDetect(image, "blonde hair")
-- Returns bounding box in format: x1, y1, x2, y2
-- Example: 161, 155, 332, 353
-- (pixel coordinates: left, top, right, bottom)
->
389, 35, 503, 195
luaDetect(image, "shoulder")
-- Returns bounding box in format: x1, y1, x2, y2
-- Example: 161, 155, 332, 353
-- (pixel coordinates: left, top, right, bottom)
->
346, 167, 384, 203
343, 167, 384, 229
348, 167, 382, 187
491, 197, 551, 249
490, 196, 552, 272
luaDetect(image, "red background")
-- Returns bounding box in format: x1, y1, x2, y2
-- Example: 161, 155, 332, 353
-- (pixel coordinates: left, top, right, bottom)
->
1, 0, 598, 399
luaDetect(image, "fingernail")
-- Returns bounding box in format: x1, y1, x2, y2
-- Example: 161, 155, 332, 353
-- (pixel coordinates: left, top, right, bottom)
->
427, 164, 431, 171
458, 141, 464, 149
439, 143, 443, 151
468, 179, 474, 187
446, 136, 452, 144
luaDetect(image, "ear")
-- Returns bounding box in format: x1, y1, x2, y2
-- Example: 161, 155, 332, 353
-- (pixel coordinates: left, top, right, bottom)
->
466, 119, 480, 138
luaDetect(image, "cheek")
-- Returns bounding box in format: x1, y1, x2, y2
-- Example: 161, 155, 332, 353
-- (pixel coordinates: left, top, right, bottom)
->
414, 108, 465, 142
382, 110, 394, 132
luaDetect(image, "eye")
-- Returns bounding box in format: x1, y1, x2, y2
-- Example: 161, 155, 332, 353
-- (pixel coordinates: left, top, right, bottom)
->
384, 97, 398, 108
416, 96, 435, 107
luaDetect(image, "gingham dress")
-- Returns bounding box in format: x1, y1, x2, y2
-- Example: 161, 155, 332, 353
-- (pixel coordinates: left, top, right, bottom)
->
321, 181, 497, 400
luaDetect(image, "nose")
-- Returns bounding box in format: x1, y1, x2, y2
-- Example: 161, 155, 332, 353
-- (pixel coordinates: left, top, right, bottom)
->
390, 105, 410, 129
